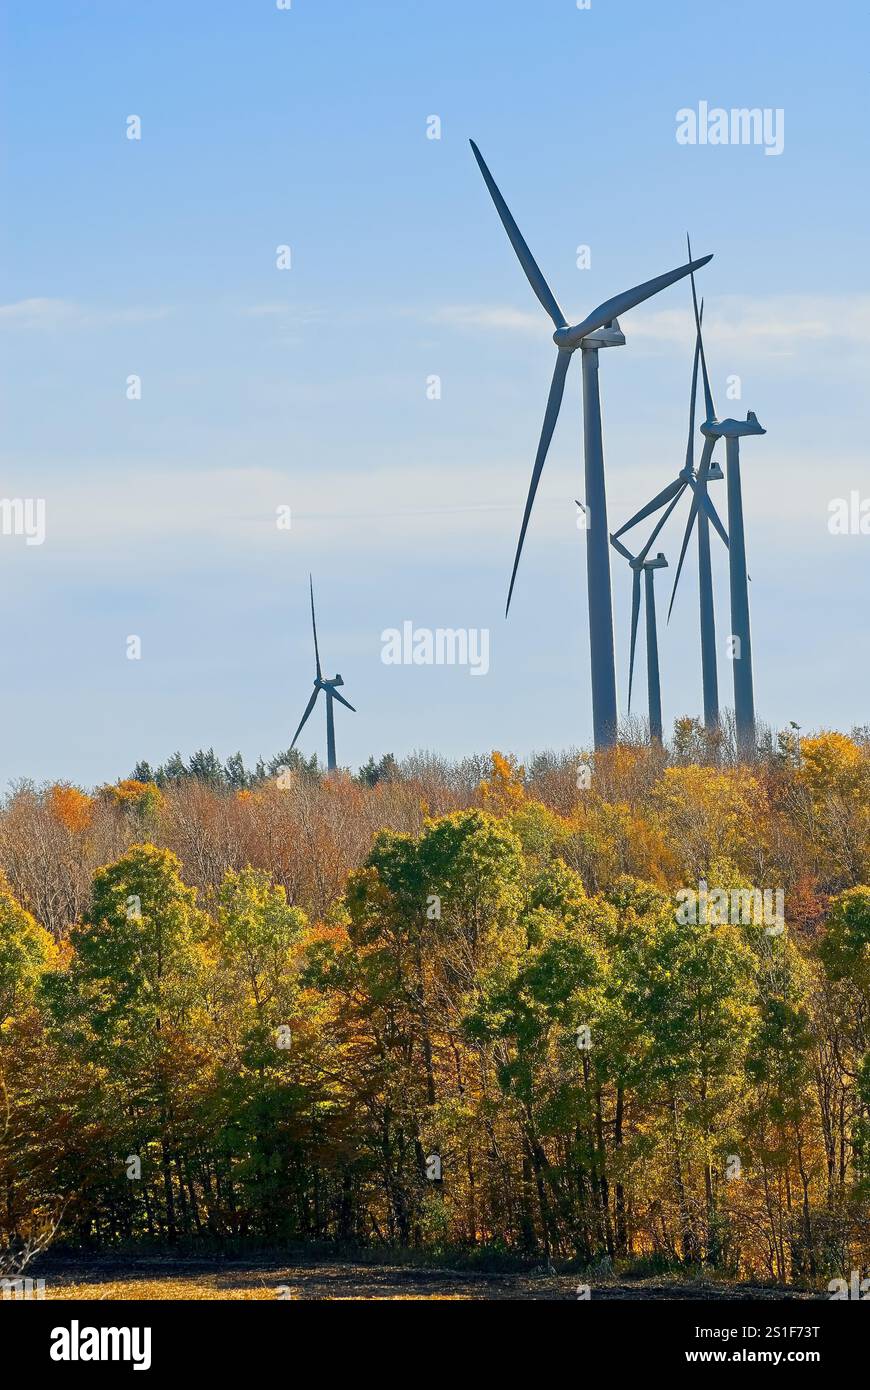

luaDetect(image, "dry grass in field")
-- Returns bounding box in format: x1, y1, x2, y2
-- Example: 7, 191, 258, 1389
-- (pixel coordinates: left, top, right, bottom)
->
47, 1277, 469, 1301
49, 1278, 276, 1301
36, 1259, 821, 1302
40, 1262, 501, 1301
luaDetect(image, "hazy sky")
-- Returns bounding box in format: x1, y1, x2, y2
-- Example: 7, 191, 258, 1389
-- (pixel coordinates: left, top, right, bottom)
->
1, 0, 868, 786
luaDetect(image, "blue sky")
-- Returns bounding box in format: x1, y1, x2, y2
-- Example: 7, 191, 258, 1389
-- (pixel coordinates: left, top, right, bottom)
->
1, 0, 868, 785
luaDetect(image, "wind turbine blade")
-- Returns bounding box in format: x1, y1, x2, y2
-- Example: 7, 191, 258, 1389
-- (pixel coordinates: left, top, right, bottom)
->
573, 253, 712, 341
687, 234, 715, 423
506, 349, 572, 614
331, 689, 356, 713
469, 141, 567, 330
667, 492, 700, 622
309, 574, 322, 682
609, 534, 634, 562
684, 299, 703, 472
637, 481, 688, 563
290, 687, 320, 749
627, 570, 642, 712
613, 476, 684, 538
687, 474, 730, 548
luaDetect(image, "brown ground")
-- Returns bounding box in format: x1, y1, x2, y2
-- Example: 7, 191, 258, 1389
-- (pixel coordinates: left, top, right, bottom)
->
33, 1257, 822, 1301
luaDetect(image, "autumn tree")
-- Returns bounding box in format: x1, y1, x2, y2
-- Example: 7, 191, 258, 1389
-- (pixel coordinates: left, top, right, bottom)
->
43, 845, 210, 1242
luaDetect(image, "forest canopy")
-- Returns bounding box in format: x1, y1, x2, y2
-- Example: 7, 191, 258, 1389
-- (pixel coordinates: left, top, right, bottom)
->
2, 732, 869, 1285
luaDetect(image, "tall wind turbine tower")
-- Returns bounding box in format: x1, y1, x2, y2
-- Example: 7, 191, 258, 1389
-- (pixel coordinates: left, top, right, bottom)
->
470, 142, 713, 748
680, 247, 766, 756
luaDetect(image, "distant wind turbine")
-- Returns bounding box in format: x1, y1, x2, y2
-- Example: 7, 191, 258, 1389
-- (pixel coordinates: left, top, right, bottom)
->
469, 141, 713, 748
613, 293, 729, 733
674, 237, 766, 756
610, 482, 683, 743
290, 576, 356, 773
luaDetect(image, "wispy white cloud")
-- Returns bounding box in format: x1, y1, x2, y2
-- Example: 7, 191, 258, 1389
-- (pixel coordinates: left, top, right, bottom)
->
432, 304, 543, 333
19, 293, 862, 362
0, 298, 173, 328
430, 295, 870, 359
242, 304, 288, 317
2, 463, 521, 567
629, 296, 870, 358
3, 443, 855, 577
241, 303, 326, 324
0, 298, 77, 327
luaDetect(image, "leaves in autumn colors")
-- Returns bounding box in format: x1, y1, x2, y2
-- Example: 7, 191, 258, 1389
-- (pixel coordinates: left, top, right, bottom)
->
1, 733, 869, 1282
0, 872, 57, 1023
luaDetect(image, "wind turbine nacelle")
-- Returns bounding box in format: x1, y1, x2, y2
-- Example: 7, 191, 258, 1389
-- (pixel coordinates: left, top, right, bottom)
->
644, 552, 669, 570
705, 411, 766, 440
332, 674, 344, 686
706, 461, 725, 481
555, 319, 626, 351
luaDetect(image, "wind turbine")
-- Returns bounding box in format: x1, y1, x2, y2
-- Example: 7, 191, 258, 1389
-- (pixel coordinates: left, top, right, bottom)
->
612, 295, 729, 732
290, 576, 356, 773
675, 238, 766, 757
609, 481, 684, 744
469, 141, 713, 749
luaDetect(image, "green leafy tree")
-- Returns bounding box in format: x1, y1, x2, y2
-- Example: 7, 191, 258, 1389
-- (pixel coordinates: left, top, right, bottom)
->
0, 872, 57, 1023
44, 845, 210, 1242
